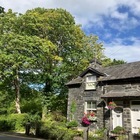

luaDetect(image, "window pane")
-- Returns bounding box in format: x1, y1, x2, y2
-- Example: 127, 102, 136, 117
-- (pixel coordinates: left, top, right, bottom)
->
91, 102, 96, 108
87, 101, 96, 109
87, 102, 91, 108
86, 76, 96, 82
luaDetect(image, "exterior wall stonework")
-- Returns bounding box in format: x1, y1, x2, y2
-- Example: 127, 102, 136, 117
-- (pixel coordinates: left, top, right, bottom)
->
67, 73, 105, 128
103, 81, 140, 132
123, 108, 131, 132
67, 71, 140, 133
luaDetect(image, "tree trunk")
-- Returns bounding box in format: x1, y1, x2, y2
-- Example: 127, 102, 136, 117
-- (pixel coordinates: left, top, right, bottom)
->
14, 69, 21, 114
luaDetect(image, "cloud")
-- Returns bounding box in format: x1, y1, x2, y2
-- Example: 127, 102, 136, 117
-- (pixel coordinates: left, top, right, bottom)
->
104, 37, 140, 62
0, 0, 48, 13
1, 0, 140, 28
110, 11, 128, 20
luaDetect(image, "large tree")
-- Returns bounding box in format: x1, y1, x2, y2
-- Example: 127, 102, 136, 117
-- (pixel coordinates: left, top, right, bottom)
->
0, 9, 58, 113
0, 8, 105, 115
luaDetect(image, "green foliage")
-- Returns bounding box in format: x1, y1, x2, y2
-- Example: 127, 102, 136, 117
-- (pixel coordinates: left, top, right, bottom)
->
39, 121, 81, 140
70, 100, 77, 120
0, 7, 106, 117
0, 6, 5, 13
102, 58, 126, 67
63, 129, 82, 140
21, 100, 42, 115
112, 126, 125, 134
0, 80, 15, 114
0, 113, 29, 131
7, 102, 17, 114
70, 101, 77, 114
88, 128, 105, 140
0, 115, 14, 131
66, 120, 78, 128
51, 111, 66, 122
0, 7, 125, 118
38, 113, 81, 140
8, 113, 29, 131
117, 135, 128, 140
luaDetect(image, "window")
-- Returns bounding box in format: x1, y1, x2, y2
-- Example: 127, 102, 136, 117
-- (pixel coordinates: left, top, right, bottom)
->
84, 101, 97, 114
85, 75, 96, 90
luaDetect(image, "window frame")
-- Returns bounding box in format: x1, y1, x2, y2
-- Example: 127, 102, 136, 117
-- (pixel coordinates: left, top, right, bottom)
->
85, 75, 97, 90
84, 101, 97, 114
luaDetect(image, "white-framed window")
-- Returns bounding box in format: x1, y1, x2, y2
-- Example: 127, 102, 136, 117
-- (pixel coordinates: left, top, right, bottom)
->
85, 75, 96, 90
84, 101, 97, 114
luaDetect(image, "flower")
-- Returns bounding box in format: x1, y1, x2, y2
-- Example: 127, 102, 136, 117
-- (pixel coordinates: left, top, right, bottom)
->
88, 111, 97, 121
81, 111, 97, 126
87, 111, 97, 121
81, 116, 91, 126
108, 101, 117, 109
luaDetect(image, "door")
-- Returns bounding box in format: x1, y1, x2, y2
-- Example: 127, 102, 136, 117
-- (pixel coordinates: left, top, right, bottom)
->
131, 102, 140, 134
112, 110, 123, 129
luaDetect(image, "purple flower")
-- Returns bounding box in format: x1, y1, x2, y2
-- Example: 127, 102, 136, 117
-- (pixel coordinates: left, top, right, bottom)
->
82, 116, 91, 125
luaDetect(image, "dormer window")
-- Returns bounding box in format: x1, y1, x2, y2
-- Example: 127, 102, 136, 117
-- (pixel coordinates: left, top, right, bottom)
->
85, 75, 96, 90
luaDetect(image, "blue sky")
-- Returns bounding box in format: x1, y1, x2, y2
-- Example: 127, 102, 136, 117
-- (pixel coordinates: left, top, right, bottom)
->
1, 0, 140, 62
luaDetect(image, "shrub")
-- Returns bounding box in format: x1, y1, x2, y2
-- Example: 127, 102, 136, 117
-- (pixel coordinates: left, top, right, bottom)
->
66, 120, 78, 128
88, 128, 105, 140
112, 126, 125, 134
39, 121, 66, 139
21, 99, 42, 116
38, 113, 82, 140
51, 111, 66, 122
0, 115, 13, 131
8, 113, 29, 131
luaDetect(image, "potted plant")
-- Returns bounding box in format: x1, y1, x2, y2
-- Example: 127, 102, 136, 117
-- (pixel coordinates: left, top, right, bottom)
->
87, 111, 97, 122
81, 111, 97, 126
108, 101, 117, 109
81, 115, 91, 127
111, 126, 125, 134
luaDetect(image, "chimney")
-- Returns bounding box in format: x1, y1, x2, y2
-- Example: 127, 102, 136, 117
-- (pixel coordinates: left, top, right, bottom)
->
89, 58, 102, 69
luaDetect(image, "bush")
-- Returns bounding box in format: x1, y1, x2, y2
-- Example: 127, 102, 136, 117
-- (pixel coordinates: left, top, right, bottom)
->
0, 115, 14, 131
52, 111, 66, 122
8, 113, 29, 131
66, 120, 78, 128
88, 128, 105, 140
112, 126, 125, 134
38, 113, 82, 140
63, 129, 82, 140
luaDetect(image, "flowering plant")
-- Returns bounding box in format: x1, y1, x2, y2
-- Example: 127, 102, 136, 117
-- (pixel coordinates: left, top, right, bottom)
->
81, 111, 97, 126
108, 101, 117, 109
81, 116, 91, 126
88, 111, 97, 121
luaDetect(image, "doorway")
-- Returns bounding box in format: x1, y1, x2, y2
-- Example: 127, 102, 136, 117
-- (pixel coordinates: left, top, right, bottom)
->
112, 109, 123, 129
131, 101, 140, 134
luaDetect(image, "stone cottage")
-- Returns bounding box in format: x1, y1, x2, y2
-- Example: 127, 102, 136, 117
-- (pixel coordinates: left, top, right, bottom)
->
66, 60, 140, 134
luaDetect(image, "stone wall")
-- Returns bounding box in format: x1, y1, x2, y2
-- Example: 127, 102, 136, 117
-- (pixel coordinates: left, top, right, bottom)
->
67, 75, 140, 132
103, 80, 140, 132
67, 73, 105, 128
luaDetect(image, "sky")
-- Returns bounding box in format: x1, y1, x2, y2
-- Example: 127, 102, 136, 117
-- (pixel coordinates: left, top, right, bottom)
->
1, 0, 140, 62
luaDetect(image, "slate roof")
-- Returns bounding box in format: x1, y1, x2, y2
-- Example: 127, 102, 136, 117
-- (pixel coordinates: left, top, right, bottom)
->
79, 67, 105, 77
66, 77, 83, 86
99, 61, 140, 81
66, 61, 140, 86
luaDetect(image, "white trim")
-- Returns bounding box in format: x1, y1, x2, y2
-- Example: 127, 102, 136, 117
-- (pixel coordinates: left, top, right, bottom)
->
131, 100, 140, 134
85, 82, 96, 90
112, 110, 123, 129
84, 101, 97, 114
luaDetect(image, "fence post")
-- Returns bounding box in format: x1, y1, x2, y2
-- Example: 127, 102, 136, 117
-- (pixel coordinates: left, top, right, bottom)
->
25, 121, 31, 135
